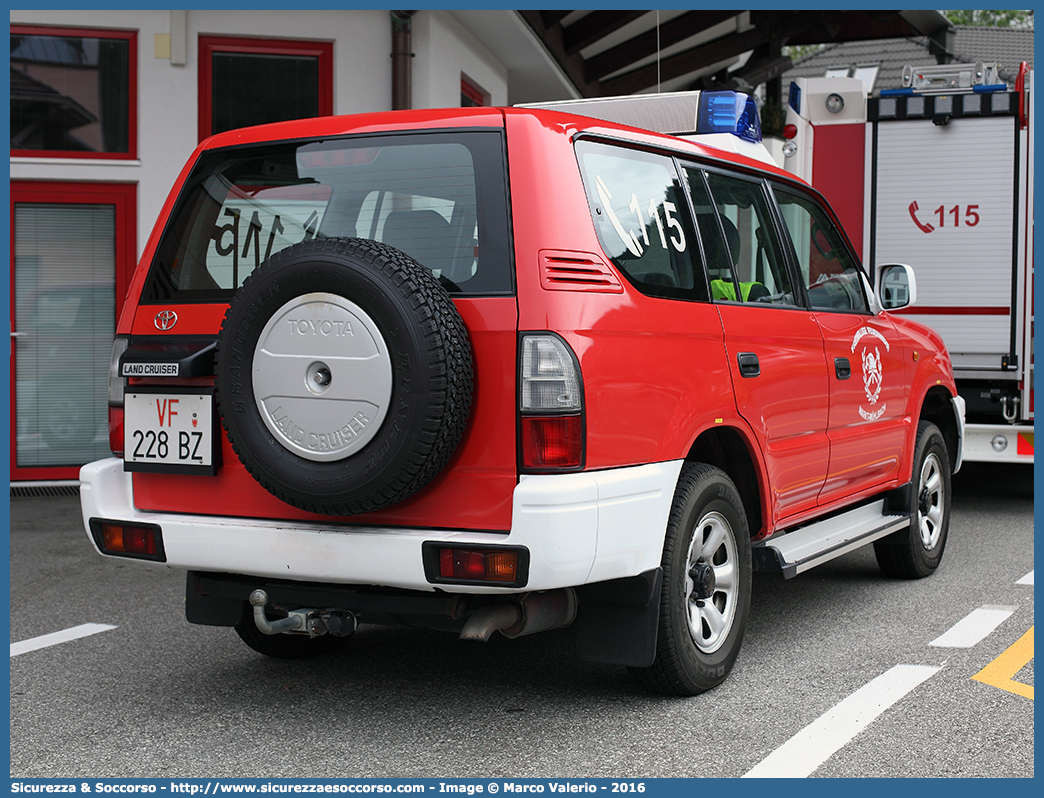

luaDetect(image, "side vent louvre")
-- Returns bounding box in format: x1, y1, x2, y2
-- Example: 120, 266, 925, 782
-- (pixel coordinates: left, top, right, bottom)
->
539, 250, 624, 293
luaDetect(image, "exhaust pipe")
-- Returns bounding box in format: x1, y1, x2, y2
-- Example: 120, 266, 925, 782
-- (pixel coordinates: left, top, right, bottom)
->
459, 589, 577, 642
459, 602, 521, 642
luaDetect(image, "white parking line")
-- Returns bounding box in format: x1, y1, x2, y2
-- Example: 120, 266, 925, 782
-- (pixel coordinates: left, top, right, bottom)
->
928, 606, 1015, 648
10, 623, 117, 657
742, 663, 942, 778
1016, 570, 1033, 586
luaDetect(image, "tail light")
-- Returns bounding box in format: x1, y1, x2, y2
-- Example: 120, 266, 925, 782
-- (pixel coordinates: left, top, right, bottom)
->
521, 416, 582, 468
519, 334, 584, 471
422, 542, 529, 587
89, 518, 166, 562
108, 337, 129, 456
440, 548, 517, 581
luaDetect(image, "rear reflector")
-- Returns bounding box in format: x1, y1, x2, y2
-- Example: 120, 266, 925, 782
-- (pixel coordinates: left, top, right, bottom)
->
89, 518, 165, 562
522, 415, 583, 469
423, 543, 529, 587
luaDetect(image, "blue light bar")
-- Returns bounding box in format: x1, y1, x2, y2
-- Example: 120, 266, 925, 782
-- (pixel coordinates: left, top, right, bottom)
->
697, 91, 762, 143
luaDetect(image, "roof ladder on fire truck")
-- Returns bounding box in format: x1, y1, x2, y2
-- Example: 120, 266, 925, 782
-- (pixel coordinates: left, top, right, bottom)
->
882, 62, 1006, 96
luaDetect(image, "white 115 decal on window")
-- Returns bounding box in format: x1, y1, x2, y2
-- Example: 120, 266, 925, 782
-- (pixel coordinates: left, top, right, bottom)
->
596, 175, 686, 257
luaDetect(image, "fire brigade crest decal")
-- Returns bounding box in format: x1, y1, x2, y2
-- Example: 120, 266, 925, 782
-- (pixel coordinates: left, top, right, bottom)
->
851, 326, 890, 421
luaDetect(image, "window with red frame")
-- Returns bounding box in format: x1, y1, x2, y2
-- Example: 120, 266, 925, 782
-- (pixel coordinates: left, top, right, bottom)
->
461, 76, 489, 107
10, 25, 137, 159
199, 36, 333, 141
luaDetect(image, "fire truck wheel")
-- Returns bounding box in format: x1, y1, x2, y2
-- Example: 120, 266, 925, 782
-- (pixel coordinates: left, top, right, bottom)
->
215, 237, 473, 516
630, 463, 752, 696
874, 421, 951, 579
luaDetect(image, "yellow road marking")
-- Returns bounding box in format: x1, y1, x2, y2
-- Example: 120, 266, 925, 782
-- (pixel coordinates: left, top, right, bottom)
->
972, 626, 1034, 700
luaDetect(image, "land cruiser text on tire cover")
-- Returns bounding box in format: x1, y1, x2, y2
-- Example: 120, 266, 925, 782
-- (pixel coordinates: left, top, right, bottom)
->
80, 93, 965, 695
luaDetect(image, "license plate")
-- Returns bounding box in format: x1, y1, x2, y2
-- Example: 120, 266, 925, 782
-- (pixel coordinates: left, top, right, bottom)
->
124, 389, 217, 474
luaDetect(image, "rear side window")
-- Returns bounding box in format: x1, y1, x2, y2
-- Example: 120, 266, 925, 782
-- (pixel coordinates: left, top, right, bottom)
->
773, 185, 869, 313
576, 140, 706, 301
142, 130, 512, 301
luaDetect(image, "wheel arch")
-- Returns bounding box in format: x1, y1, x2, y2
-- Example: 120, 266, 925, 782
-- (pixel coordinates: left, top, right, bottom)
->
918, 386, 961, 474
685, 425, 765, 540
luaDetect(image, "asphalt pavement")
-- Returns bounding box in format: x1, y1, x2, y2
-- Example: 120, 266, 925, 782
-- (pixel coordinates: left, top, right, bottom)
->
7, 461, 1034, 779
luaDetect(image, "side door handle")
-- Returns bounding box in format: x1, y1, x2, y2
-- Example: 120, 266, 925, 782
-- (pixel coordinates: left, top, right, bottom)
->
835, 357, 851, 380
737, 352, 760, 378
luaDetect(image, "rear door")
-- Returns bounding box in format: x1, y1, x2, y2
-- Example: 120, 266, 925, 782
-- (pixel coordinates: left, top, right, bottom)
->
129, 128, 519, 530
690, 166, 831, 523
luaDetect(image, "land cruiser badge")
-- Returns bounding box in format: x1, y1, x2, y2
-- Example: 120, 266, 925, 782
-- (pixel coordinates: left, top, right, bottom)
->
851, 326, 890, 421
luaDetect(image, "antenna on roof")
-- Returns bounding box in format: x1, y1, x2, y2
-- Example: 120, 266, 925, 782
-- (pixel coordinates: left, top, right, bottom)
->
656, 10, 661, 94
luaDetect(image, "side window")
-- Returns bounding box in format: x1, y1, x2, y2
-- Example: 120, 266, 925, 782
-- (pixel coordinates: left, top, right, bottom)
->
576, 140, 706, 301
684, 167, 740, 301
774, 186, 869, 313
703, 171, 795, 305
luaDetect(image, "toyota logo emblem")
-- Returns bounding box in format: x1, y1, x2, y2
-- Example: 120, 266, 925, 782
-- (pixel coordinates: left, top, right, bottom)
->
154, 310, 178, 331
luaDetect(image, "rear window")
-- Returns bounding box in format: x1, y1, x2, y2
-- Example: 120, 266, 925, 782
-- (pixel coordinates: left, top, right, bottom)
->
141, 130, 512, 301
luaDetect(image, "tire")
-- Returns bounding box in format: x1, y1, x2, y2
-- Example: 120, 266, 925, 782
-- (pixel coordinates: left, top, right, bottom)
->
234, 609, 349, 660
215, 237, 473, 515
630, 463, 752, 696
874, 421, 951, 579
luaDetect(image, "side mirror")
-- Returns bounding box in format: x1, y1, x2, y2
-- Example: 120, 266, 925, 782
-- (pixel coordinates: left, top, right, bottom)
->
875, 263, 917, 310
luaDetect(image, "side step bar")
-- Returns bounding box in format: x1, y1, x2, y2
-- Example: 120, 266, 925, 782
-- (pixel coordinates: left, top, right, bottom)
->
752, 499, 910, 579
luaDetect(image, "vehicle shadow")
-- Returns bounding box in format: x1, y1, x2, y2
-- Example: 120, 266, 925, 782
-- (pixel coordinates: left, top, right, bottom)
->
951, 461, 1034, 503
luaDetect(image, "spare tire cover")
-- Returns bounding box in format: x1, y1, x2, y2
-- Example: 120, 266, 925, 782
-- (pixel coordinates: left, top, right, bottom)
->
215, 237, 473, 515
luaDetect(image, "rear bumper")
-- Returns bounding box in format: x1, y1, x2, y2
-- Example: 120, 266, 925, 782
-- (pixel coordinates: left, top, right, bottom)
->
79, 458, 681, 594
962, 422, 1034, 463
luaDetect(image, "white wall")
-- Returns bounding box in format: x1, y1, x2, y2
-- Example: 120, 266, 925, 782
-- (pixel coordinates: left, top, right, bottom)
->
413, 11, 509, 109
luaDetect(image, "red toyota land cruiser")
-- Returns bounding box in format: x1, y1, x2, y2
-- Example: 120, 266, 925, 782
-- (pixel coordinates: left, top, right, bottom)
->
80, 91, 965, 695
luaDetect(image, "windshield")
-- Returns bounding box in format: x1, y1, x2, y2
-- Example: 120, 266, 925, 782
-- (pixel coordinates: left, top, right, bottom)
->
141, 130, 513, 301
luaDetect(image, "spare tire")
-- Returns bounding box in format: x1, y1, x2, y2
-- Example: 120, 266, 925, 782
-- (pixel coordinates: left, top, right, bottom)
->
215, 237, 473, 515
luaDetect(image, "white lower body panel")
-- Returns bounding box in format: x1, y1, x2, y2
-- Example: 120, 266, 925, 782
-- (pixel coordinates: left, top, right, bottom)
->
79, 458, 683, 594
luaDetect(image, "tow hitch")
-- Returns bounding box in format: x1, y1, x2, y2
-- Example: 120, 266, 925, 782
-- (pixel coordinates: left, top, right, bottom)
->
248, 589, 357, 638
